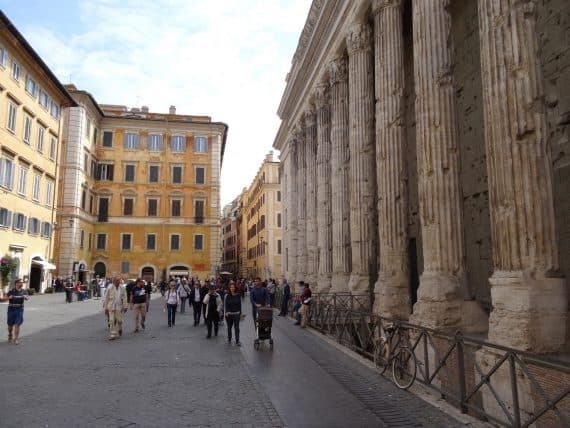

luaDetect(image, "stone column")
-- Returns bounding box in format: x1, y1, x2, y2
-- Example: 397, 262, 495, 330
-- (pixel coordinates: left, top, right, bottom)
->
411, 0, 466, 329
479, 0, 567, 351
346, 22, 378, 294
315, 83, 333, 291
329, 57, 351, 292
372, 0, 410, 318
283, 139, 297, 283
304, 106, 318, 289
294, 124, 307, 282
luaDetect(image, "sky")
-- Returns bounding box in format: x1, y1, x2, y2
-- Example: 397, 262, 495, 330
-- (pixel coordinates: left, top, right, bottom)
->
0, 0, 311, 206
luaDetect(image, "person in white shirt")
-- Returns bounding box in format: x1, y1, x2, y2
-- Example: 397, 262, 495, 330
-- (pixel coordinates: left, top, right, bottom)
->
164, 282, 180, 327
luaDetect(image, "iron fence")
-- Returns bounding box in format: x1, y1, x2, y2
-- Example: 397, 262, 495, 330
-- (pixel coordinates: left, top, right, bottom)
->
276, 291, 570, 428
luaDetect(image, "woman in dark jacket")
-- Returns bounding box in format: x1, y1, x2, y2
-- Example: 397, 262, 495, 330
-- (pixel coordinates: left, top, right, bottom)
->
224, 282, 242, 346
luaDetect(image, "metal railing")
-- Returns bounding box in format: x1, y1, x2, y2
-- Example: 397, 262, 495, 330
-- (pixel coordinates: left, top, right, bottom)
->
276, 291, 570, 428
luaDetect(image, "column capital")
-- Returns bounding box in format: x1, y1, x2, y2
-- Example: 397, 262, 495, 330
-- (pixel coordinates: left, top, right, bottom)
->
303, 105, 317, 127
292, 123, 304, 142
346, 22, 372, 55
313, 83, 330, 109
328, 56, 348, 85
371, 0, 402, 15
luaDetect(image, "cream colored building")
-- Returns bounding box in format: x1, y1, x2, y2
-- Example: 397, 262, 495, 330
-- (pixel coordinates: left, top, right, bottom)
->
0, 12, 76, 292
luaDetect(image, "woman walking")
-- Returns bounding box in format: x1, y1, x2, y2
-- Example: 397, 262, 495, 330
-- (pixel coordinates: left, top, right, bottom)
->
164, 282, 180, 327
6, 279, 29, 344
203, 285, 222, 338
224, 282, 242, 346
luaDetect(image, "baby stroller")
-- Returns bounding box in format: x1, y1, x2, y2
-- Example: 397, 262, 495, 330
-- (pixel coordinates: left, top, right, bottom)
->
254, 307, 274, 351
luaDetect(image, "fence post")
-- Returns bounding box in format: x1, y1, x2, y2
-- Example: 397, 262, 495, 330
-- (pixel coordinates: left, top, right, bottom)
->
350, 294, 354, 311
456, 333, 467, 414
423, 332, 430, 383
509, 353, 521, 428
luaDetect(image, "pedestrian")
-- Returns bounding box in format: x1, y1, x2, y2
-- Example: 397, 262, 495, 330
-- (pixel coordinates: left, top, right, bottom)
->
200, 280, 209, 319
279, 279, 291, 316
224, 282, 242, 346
178, 278, 190, 314
189, 280, 205, 326
130, 278, 148, 332
250, 277, 268, 323
292, 281, 305, 323
103, 277, 128, 340
159, 279, 167, 296
203, 285, 222, 338
144, 279, 152, 312
6, 278, 29, 344
164, 282, 180, 327
267, 279, 276, 307
298, 282, 312, 328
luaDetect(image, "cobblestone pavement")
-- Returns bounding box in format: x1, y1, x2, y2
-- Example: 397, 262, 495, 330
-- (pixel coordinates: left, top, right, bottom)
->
1, 294, 469, 427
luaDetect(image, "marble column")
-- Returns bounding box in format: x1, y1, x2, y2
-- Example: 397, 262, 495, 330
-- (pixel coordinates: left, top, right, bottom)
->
329, 56, 352, 292
478, 0, 567, 351
294, 124, 307, 282
346, 22, 378, 294
284, 139, 298, 283
411, 0, 466, 329
315, 83, 333, 291
304, 106, 318, 289
372, 0, 410, 318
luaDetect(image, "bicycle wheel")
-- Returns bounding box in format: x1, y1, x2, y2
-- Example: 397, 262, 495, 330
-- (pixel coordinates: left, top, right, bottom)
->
374, 340, 390, 374
391, 347, 417, 389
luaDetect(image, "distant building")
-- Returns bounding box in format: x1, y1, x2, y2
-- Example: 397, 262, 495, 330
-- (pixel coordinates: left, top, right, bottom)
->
220, 198, 239, 275
0, 12, 76, 292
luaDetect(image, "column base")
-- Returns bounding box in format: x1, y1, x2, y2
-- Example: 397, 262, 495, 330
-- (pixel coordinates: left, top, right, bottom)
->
488, 274, 567, 352
372, 272, 410, 319
348, 272, 371, 294
330, 273, 350, 293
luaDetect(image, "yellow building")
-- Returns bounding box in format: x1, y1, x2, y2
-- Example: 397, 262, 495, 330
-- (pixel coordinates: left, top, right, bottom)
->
54, 87, 227, 284
0, 12, 76, 292
241, 152, 282, 280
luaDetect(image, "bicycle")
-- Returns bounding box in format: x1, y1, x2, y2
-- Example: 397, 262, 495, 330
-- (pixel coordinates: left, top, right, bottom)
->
374, 323, 417, 389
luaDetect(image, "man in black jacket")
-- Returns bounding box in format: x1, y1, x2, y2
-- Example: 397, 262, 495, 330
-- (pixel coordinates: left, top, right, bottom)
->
189, 281, 207, 326
278, 279, 290, 316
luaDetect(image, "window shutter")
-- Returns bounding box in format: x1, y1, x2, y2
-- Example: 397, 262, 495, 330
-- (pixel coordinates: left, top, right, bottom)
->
108, 165, 114, 181
6, 209, 11, 227
96, 164, 102, 180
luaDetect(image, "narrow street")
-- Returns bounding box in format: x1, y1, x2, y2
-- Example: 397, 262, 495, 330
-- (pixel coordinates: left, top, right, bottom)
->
1, 294, 469, 427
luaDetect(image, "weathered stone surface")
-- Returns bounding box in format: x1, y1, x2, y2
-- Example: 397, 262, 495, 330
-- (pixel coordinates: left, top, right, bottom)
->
304, 106, 319, 289
294, 124, 307, 282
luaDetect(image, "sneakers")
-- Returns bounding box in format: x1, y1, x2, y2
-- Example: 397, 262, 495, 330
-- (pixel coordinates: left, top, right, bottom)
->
227, 338, 232, 344
108, 336, 116, 341
134, 328, 140, 333
294, 322, 300, 325
118, 329, 122, 337
13, 339, 20, 345
235, 341, 241, 347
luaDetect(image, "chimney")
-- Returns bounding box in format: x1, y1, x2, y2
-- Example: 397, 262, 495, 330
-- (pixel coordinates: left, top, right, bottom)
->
169, 105, 176, 115
141, 106, 149, 113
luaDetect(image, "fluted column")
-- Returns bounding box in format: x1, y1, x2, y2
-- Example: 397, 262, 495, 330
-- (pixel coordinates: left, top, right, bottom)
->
346, 22, 378, 294
329, 57, 351, 292
479, 0, 566, 351
372, 0, 410, 318
411, 0, 466, 328
315, 83, 333, 291
304, 106, 318, 289
294, 124, 307, 282
284, 139, 298, 283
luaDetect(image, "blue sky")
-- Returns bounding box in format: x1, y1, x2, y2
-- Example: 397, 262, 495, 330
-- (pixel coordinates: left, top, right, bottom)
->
0, 0, 311, 205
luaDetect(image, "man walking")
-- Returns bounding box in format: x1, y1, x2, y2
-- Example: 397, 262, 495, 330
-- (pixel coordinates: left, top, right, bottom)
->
104, 277, 128, 340
190, 280, 205, 326
250, 277, 268, 323
130, 278, 148, 332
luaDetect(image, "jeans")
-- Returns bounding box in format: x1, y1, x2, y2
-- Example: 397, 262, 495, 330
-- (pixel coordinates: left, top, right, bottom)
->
226, 314, 240, 343
280, 297, 290, 315
206, 318, 219, 337
180, 297, 187, 313
192, 301, 202, 324
167, 303, 177, 326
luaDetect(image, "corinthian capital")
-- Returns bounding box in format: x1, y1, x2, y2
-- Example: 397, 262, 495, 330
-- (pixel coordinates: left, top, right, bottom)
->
292, 123, 304, 142
303, 104, 317, 127
313, 83, 330, 109
371, 0, 402, 15
346, 22, 372, 55
328, 56, 348, 85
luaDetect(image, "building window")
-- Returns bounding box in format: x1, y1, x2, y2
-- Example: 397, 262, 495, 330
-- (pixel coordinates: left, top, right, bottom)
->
41, 221, 52, 238
148, 134, 163, 151
171, 199, 181, 217
124, 132, 139, 149
84, 153, 88, 173
194, 234, 204, 251
45, 179, 54, 206
0, 208, 11, 227
13, 212, 26, 231
28, 217, 40, 235
23, 115, 32, 144
49, 136, 57, 160
170, 234, 180, 251
146, 234, 156, 250
277, 191, 281, 202
277, 213, 281, 228
125, 164, 135, 182
149, 165, 159, 183
32, 174, 41, 201
81, 189, 86, 210
147, 198, 158, 216
25, 75, 37, 97
121, 261, 130, 274
0, 47, 6, 68
11, 60, 20, 81
98, 197, 109, 222
194, 199, 205, 224
121, 234, 132, 250
89, 193, 94, 214
97, 163, 114, 181
50, 101, 60, 119
171, 135, 185, 152
37, 126, 45, 153
277, 239, 282, 255
18, 165, 27, 196
7, 101, 17, 132
80, 230, 85, 249
39, 89, 49, 109
172, 165, 182, 184
85, 118, 91, 137
90, 160, 96, 179
123, 198, 134, 216
88, 233, 92, 250
195, 167, 205, 184
102, 131, 113, 147
96, 233, 107, 250
193, 136, 208, 153
0, 156, 15, 190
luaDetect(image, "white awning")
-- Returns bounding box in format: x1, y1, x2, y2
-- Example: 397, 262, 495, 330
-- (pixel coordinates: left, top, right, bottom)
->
32, 259, 57, 270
